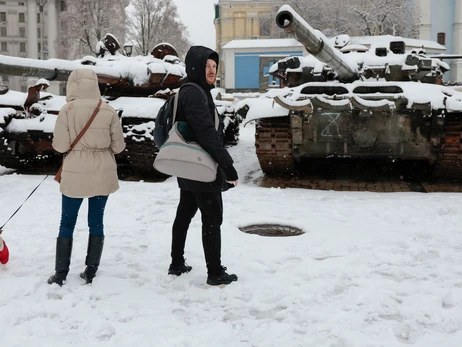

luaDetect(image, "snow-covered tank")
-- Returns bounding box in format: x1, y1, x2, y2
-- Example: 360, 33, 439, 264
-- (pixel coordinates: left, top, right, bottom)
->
245, 5, 462, 179
0, 34, 240, 177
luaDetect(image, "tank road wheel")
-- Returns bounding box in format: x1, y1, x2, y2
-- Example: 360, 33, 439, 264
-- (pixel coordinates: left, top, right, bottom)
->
433, 113, 462, 179
255, 116, 294, 174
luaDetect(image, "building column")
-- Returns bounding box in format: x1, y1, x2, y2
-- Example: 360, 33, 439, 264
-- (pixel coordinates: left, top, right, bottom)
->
417, 0, 432, 40
47, 0, 58, 58
452, 0, 462, 81
27, 0, 38, 59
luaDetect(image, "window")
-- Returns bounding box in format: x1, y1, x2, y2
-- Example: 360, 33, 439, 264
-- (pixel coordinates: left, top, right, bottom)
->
18, 13, 25, 22
19, 42, 26, 52
1, 42, 7, 52
19, 27, 25, 37
37, 13, 40, 23
0, 12, 6, 22
60, 0, 67, 11
0, 27, 6, 37
437, 32, 446, 45
37, 28, 41, 38
18, 2, 25, 6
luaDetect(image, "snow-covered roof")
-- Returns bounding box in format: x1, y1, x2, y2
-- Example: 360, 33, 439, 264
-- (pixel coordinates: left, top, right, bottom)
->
222, 39, 304, 50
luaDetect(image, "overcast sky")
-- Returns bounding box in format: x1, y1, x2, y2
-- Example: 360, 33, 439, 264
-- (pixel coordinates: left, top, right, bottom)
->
173, 0, 218, 50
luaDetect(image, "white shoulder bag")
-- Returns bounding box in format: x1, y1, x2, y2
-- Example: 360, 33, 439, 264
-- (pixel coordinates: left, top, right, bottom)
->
153, 88, 219, 183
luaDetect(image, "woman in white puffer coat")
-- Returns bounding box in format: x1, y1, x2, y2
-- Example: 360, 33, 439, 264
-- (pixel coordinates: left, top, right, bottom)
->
47, 68, 125, 286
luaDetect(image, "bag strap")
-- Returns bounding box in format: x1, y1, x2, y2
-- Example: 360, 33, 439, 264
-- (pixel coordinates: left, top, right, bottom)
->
68, 99, 102, 152
172, 83, 219, 131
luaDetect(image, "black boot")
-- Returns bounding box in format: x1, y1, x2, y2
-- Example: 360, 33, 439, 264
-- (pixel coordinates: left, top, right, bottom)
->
48, 237, 73, 286
80, 235, 104, 284
168, 262, 192, 276
206, 266, 238, 286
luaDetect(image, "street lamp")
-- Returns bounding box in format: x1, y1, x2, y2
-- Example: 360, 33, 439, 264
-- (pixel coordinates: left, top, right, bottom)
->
123, 42, 133, 57
36, 0, 48, 60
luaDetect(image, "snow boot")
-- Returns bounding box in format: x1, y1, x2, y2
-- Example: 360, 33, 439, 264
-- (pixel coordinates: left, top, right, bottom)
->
168, 262, 192, 276
80, 235, 104, 284
206, 266, 238, 286
48, 237, 73, 286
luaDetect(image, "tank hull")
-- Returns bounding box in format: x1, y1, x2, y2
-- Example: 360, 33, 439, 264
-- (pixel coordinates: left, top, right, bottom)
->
255, 108, 462, 179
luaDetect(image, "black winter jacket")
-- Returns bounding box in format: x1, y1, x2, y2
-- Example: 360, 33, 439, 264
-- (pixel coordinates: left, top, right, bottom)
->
176, 46, 234, 192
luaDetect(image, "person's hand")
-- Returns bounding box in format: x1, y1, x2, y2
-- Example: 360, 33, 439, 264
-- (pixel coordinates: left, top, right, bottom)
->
226, 180, 238, 187
223, 165, 238, 181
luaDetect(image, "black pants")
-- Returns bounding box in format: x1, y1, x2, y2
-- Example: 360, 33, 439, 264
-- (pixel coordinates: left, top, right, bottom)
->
171, 189, 223, 276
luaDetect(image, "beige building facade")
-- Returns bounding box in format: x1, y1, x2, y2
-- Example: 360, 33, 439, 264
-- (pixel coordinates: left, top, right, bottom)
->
214, 0, 283, 85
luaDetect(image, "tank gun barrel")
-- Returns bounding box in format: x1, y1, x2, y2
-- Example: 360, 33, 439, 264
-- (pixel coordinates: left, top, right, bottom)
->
0, 63, 70, 81
276, 5, 358, 82
0, 54, 123, 83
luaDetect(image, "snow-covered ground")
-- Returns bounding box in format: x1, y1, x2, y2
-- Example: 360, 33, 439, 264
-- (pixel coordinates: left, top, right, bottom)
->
1, 123, 462, 347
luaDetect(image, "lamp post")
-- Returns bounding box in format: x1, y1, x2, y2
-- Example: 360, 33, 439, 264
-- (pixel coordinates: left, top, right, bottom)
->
123, 42, 133, 57
36, 0, 48, 60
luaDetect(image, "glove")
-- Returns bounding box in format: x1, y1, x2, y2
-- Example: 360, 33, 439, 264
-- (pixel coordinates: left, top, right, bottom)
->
223, 165, 238, 181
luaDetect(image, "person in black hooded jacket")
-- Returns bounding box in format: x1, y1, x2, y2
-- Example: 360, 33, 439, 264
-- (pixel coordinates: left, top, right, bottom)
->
167, 45, 239, 286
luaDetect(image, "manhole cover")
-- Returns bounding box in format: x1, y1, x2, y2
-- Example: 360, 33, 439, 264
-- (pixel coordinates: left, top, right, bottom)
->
239, 224, 304, 237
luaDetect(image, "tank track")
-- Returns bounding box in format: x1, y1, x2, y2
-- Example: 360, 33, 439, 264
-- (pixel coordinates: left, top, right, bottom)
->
433, 113, 462, 179
255, 117, 294, 174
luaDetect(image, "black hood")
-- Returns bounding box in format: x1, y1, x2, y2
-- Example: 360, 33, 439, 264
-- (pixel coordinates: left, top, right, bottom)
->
185, 46, 219, 88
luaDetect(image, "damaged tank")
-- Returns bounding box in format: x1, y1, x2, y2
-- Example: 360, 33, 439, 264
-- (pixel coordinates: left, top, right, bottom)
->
245, 5, 462, 179
0, 34, 240, 177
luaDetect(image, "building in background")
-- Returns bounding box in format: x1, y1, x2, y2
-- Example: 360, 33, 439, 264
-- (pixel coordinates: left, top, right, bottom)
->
214, 0, 284, 87
415, 0, 462, 82
221, 38, 306, 91
0, 0, 63, 93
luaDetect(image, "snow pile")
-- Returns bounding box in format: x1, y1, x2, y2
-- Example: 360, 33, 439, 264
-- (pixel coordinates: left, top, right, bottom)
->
6, 114, 57, 133
236, 96, 288, 124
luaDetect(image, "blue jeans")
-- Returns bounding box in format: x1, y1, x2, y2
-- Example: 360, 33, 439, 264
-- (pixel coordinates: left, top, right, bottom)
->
58, 195, 109, 238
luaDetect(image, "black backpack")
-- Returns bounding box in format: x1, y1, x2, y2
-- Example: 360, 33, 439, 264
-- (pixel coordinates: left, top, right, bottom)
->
154, 82, 205, 148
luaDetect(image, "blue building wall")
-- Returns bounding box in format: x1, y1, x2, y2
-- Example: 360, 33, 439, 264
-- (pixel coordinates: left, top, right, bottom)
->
234, 51, 304, 90
235, 56, 260, 89
430, 0, 455, 53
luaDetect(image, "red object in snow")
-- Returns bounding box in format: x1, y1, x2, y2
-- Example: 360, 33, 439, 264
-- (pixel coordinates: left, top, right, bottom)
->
0, 238, 9, 264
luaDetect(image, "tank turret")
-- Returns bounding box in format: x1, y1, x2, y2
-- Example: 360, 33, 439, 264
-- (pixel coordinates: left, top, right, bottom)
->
272, 5, 447, 87
0, 48, 185, 98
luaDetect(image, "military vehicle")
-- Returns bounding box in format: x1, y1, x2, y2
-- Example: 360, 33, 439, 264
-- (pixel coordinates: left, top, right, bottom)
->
246, 5, 462, 179
0, 34, 240, 177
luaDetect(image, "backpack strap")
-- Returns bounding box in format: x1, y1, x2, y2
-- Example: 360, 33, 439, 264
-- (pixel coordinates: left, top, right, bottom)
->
172, 82, 219, 131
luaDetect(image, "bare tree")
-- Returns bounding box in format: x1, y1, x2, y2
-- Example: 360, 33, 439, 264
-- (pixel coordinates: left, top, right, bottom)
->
284, 0, 417, 38
346, 0, 417, 37
125, 0, 191, 58
57, 0, 129, 59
